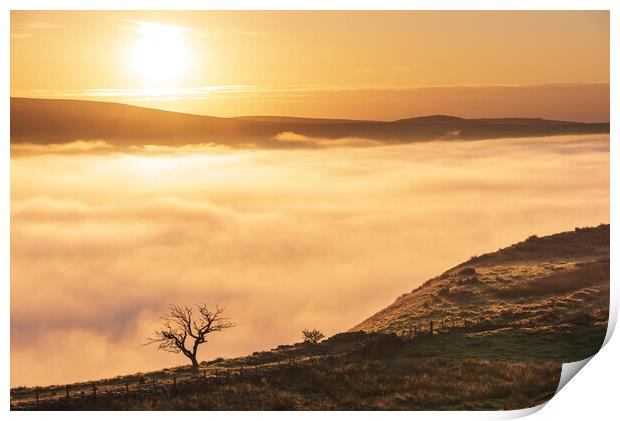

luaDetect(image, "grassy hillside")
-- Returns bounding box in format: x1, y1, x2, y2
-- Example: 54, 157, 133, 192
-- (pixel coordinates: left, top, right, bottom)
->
11, 333, 561, 411
10, 225, 609, 410
353, 224, 609, 352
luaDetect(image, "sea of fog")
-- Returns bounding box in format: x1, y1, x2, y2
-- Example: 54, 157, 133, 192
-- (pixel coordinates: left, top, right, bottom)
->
10, 134, 609, 387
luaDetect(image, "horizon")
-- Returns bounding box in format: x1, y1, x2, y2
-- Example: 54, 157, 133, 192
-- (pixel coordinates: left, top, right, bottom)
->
9, 95, 612, 123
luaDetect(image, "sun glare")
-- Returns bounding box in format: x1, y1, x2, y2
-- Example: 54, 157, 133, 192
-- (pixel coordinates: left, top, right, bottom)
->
130, 22, 190, 85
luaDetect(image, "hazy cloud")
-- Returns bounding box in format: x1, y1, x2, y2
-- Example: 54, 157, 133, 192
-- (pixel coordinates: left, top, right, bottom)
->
11, 134, 609, 387
121, 19, 260, 39
26, 22, 63, 30
128, 143, 231, 154
10, 33, 32, 39
11, 140, 112, 156
273, 132, 383, 148
10, 20, 62, 39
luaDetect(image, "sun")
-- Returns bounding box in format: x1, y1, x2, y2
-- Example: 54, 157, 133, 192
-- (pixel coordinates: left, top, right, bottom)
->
130, 22, 190, 85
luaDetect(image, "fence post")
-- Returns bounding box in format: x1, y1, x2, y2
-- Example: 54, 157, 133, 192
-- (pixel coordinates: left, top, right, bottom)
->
429, 320, 434, 335
35, 387, 39, 409
125, 381, 129, 396
152, 379, 156, 395
65, 384, 70, 400
92, 383, 97, 399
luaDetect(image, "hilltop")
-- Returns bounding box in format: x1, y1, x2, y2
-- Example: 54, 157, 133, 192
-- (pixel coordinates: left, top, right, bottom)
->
10, 97, 610, 149
353, 224, 609, 338
10, 225, 609, 410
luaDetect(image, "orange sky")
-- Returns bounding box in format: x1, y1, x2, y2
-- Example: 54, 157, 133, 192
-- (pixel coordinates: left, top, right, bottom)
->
11, 10, 610, 121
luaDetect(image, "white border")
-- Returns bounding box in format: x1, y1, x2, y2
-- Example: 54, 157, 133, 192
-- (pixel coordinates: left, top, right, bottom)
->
2, 1, 616, 420
1, 1, 616, 11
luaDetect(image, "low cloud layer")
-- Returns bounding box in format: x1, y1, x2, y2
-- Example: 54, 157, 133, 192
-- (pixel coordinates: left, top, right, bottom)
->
273, 131, 383, 148
10, 140, 113, 156
11, 134, 609, 386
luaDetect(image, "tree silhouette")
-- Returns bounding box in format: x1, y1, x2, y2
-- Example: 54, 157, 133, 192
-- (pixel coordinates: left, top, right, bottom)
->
146, 304, 234, 370
302, 328, 325, 344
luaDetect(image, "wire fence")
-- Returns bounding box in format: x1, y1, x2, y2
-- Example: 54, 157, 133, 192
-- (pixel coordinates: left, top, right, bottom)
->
393, 316, 506, 340
10, 355, 333, 410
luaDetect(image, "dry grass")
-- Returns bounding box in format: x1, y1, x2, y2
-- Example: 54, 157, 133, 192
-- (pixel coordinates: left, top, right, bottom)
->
352, 225, 609, 337
15, 357, 559, 411
490, 259, 608, 299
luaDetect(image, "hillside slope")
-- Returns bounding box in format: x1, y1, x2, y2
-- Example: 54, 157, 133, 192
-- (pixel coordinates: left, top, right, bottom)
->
352, 225, 609, 341
11, 98, 610, 149
10, 225, 609, 410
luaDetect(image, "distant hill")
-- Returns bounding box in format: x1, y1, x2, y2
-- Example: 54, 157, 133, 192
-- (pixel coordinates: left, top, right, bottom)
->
10, 98, 610, 149
231, 115, 367, 124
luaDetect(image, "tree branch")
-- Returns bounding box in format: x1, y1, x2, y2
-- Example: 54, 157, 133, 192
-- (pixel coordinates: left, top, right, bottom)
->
145, 303, 235, 367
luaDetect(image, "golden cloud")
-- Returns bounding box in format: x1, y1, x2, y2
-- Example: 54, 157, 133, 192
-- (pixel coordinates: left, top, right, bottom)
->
11, 134, 609, 387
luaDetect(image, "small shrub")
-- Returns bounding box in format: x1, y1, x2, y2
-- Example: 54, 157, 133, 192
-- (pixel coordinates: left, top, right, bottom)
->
457, 267, 477, 276
204, 357, 225, 366
456, 276, 480, 286
568, 311, 593, 326
302, 329, 325, 344
437, 285, 450, 296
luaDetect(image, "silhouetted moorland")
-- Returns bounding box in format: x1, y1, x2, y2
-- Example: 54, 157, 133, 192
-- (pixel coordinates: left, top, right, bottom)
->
10, 98, 610, 149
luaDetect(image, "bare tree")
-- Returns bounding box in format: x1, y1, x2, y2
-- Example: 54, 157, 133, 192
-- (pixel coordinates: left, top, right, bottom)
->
146, 304, 234, 370
302, 328, 325, 344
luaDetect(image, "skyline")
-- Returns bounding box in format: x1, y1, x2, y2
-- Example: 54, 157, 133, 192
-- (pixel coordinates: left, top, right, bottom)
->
11, 11, 610, 121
